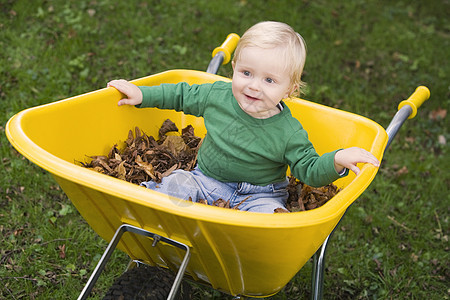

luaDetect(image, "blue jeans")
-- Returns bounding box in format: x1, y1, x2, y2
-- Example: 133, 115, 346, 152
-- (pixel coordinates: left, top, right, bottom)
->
140, 167, 289, 213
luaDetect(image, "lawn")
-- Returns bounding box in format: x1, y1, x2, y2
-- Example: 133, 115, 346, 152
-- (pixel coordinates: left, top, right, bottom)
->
1, 0, 448, 299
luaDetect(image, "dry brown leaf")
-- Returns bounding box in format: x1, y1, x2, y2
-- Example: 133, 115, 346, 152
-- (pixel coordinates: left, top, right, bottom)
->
58, 244, 66, 259
135, 126, 142, 140
212, 199, 230, 208
114, 152, 122, 161
429, 108, 447, 121
135, 155, 156, 180
126, 130, 134, 146
115, 161, 127, 180
160, 164, 178, 178
274, 208, 290, 213
159, 119, 178, 138
232, 196, 251, 210
396, 166, 409, 176
162, 135, 189, 156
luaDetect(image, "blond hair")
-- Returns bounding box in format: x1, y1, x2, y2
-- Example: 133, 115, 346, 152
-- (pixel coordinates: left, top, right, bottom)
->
232, 21, 307, 97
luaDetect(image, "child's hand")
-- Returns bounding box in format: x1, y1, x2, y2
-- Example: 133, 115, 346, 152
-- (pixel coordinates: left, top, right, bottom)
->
107, 79, 143, 106
334, 147, 380, 175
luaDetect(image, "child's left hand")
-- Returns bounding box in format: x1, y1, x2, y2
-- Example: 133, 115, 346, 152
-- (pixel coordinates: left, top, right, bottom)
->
334, 147, 380, 175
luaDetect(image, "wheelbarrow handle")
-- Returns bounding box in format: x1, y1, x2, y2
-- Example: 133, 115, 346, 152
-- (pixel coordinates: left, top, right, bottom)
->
212, 33, 240, 65
206, 33, 240, 74
398, 86, 430, 119
384, 86, 430, 152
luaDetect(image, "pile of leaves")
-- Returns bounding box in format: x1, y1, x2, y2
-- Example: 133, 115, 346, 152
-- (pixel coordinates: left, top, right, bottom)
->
79, 120, 201, 185
79, 120, 339, 211
283, 176, 340, 212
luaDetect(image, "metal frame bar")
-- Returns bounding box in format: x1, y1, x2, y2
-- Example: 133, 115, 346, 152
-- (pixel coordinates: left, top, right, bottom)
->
311, 232, 332, 299
384, 105, 413, 152
206, 51, 225, 74
77, 224, 191, 300
311, 208, 348, 300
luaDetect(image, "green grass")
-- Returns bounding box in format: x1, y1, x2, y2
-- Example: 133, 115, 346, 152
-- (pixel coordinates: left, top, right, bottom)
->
1, 0, 448, 299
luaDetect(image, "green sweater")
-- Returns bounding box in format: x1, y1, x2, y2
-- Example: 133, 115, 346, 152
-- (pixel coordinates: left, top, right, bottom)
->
138, 81, 344, 187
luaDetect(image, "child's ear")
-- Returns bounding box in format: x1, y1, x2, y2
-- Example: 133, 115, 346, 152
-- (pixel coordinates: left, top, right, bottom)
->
285, 84, 299, 98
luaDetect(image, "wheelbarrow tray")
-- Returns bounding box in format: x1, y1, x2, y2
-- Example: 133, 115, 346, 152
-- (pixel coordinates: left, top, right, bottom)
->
6, 69, 387, 297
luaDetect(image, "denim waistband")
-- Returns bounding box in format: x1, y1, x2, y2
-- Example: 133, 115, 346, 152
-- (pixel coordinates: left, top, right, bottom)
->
234, 178, 289, 194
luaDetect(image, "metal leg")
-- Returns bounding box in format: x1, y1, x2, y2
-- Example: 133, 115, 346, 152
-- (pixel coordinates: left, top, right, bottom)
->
78, 224, 191, 300
310, 207, 351, 300
311, 234, 331, 300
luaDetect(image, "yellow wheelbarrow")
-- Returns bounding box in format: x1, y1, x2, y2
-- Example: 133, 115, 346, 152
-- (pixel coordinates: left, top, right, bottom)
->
6, 34, 429, 299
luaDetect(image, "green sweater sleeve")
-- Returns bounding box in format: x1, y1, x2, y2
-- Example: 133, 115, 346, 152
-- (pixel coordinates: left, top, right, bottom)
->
137, 82, 212, 117
285, 129, 344, 187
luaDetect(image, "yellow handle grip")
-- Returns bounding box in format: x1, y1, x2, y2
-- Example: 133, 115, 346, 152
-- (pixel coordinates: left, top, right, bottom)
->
212, 33, 240, 65
398, 86, 430, 119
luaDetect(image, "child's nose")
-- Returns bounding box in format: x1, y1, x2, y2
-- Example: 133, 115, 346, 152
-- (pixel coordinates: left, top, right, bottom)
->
248, 79, 260, 91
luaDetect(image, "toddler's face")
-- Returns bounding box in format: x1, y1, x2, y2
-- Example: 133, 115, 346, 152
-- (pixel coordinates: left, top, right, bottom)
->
232, 46, 293, 119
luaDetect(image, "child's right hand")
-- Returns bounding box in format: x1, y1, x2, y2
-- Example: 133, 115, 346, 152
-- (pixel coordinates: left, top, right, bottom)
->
107, 79, 143, 106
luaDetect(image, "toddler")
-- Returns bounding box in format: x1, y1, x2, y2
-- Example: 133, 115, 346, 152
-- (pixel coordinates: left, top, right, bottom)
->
107, 21, 380, 213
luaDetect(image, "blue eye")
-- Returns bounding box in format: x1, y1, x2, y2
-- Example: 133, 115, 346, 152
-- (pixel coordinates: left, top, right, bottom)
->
265, 78, 274, 84
243, 71, 251, 76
